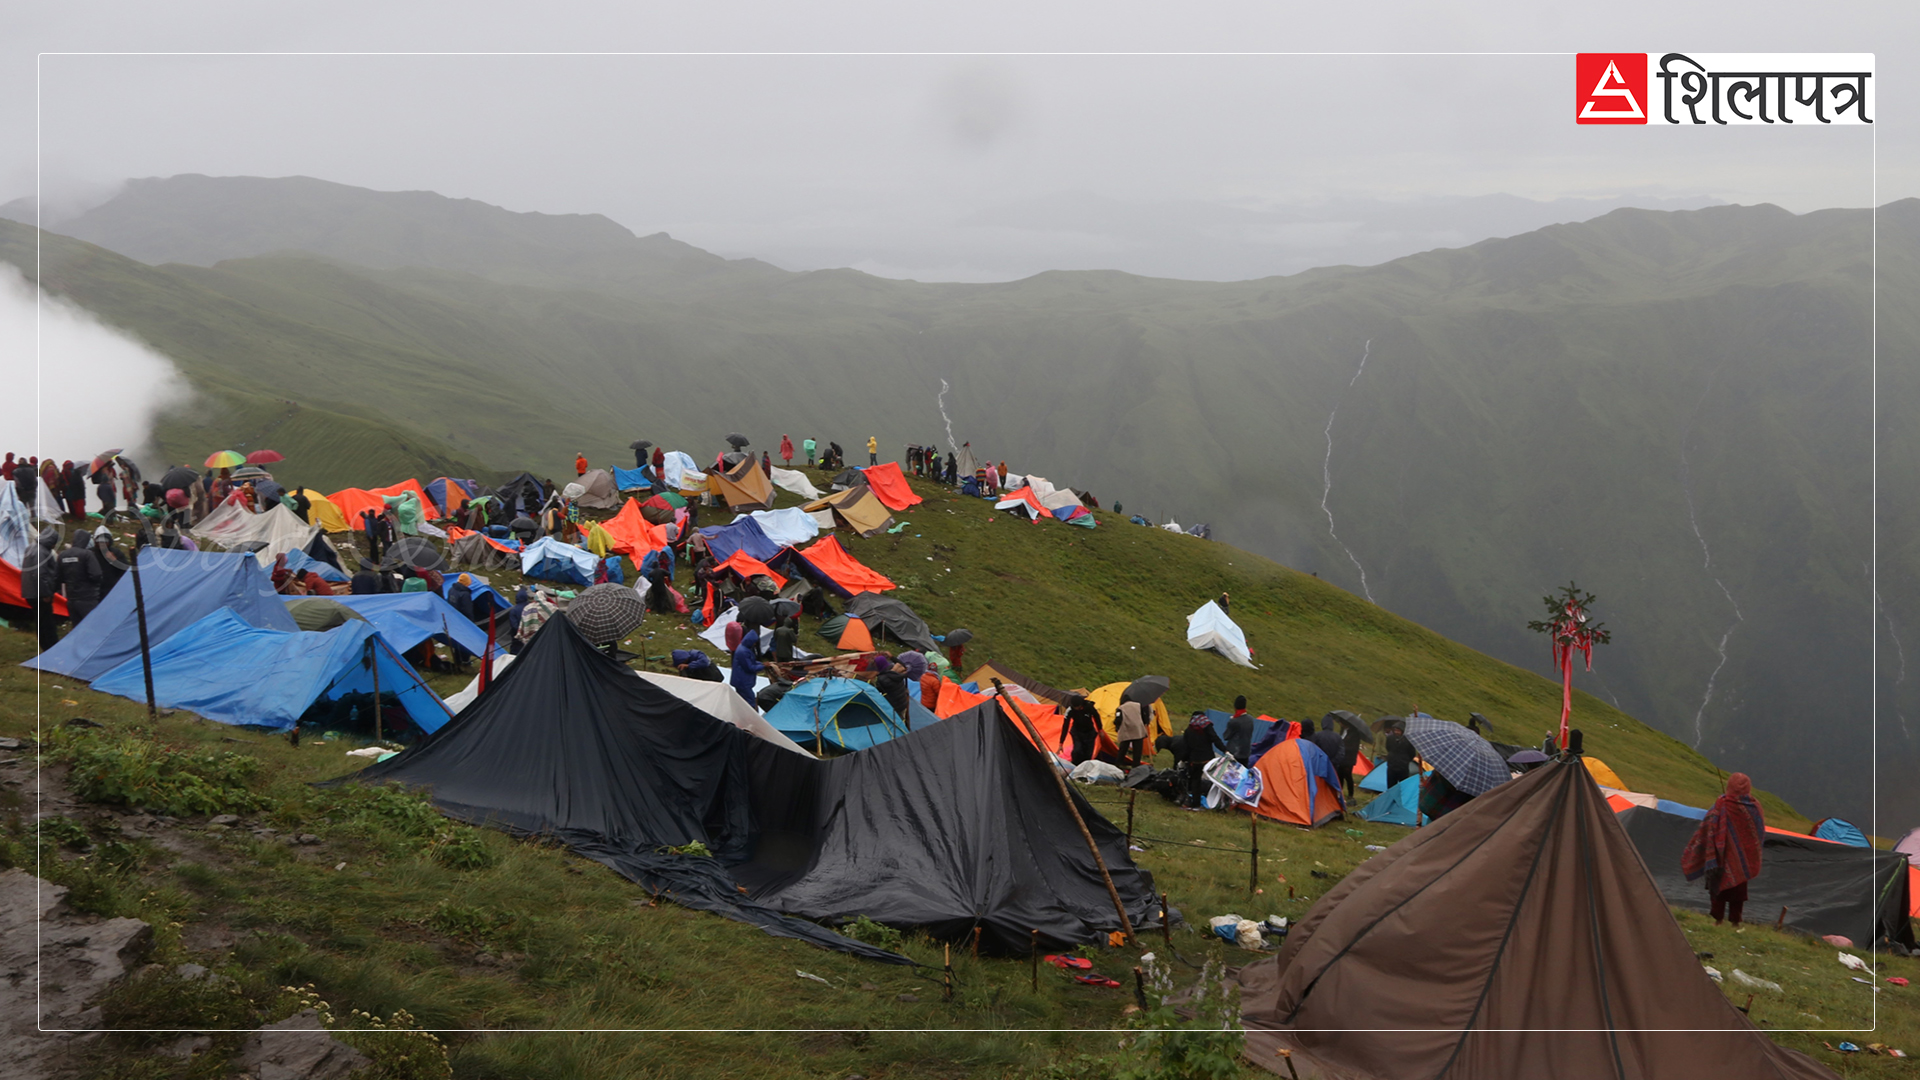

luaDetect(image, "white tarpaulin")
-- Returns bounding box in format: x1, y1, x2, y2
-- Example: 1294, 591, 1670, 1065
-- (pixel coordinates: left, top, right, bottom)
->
769, 466, 821, 500
636, 671, 813, 757
730, 506, 820, 547
0, 483, 30, 564
1187, 599, 1257, 668
189, 501, 323, 565
661, 451, 703, 492
1022, 475, 1085, 513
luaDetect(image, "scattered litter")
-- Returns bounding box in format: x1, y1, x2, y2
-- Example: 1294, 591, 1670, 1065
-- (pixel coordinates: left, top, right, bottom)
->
1850, 977, 1881, 991
1891, 1048, 1909, 1058
1837, 951, 1869, 972
1821, 934, 1855, 948
1837, 1042, 1861, 1053
333, 862, 347, 871
1343, 829, 1364, 838
1888, 977, 1909, 987
1075, 974, 1122, 988
1045, 954, 1092, 971
1729, 969, 1781, 993
1364, 845, 1387, 852
1190, 839, 1206, 846
344, 746, 398, 759
795, 970, 832, 987
1703, 965, 1723, 983
1129, 844, 1146, 852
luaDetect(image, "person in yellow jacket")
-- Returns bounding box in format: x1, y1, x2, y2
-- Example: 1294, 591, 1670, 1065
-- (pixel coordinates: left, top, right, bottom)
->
867, 436, 878, 465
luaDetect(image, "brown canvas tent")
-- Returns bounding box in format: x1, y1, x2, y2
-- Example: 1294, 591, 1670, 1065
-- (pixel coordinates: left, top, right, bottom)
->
1237, 760, 1837, 1080
573, 468, 621, 510
803, 485, 893, 538
708, 458, 776, 512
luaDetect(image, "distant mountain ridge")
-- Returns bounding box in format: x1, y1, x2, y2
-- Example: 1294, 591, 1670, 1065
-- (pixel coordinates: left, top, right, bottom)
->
2, 176, 1912, 829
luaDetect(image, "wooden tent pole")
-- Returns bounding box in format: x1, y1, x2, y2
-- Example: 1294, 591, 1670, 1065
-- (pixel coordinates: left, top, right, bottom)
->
991, 678, 1135, 944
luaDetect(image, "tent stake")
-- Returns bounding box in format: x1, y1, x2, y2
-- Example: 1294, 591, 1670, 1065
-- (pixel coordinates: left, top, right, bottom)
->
127, 545, 157, 721
1126, 789, 1136, 848
1031, 929, 1040, 991
972, 925, 981, 960
993, 679, 1136, 945
1250, 815, 1261, 895
1774, 906, 1788, 931
1161, 892, 1172, 948
944, 943, 953, 1002
367, 637, 383, 744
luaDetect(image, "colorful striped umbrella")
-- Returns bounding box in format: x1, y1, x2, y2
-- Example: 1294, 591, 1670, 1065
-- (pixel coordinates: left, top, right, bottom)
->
204, 450, 245, 468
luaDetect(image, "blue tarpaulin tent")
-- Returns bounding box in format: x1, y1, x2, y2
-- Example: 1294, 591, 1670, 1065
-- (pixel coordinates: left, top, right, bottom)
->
612, 466, 653, 492
520, 536, 599, 586
91, 609, 451, 733
423, 478, 478, 518
1813, 817, 1870, 848
765, 677, 940, 753
1357, 773, 1425, 826
284, 547, 348, 583
1656, 799, 1707, 820
26, 548, 298, 681
321, 593, 500, 658
699, 519, 782, 564
440, 574, 511, 612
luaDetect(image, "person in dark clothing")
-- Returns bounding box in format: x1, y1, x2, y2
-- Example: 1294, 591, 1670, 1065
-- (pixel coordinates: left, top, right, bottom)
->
946, 452, 957, 484
55, 531, 105, 625
1222, 695, 1254, 765
90, 527, 127, 597
350, 564, 383, 595
359, 509, 385, 562
1058, 694, 1101, 765
673, 648, 723, 682
1383, 729, 1418, 789
19, 529, 60, 649
1419, 770, 1473, 821
1309, 717, 1348, 776
643, 562, 678, 615
62, 462, 86, 517
1177, 712, 1228, 807
875, 657, 913, 726
12, 460, 34, 507
1337, 726, 1364, 797
1217, 591, 1231, 616
93, 472, 116, 519
730, 628, 763, 709
289, 489, 312, 524
771, 616, 798, 664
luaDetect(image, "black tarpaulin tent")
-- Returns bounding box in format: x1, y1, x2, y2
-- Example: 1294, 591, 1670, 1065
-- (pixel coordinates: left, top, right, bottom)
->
844, 591, 938, 654
1617, 806, 1914, 949
739, 700, 1161, 954
344, 616, 909, 963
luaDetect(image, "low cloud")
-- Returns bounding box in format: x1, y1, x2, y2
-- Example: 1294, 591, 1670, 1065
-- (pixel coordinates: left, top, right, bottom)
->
0, 263, 191, 470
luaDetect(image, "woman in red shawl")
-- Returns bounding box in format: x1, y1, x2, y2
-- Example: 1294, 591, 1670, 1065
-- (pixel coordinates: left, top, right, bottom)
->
1681, 772, 1765, 926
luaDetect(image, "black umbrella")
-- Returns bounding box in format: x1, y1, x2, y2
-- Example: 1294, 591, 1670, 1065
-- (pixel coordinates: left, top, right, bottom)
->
1324, 710, 1374, 745
1506, 749, 1550, 766
1467, 712, 1496, 735
379, 537, 449, 573
1369, 715, 1407, 734
1121, 675, 1170, 704
629, 439, 653, 450
230, 540, 270, 554
772, 599, 802, 620
736, 595, 777, 628
160, 465, 198, 491
725, 433, 751, 448
721, 451, 748, 468
565, 583, 647, 645
944, 628, 974, 646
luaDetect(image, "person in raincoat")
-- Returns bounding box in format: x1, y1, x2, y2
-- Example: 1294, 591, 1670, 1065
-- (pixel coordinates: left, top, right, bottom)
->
730, 627, 763, 709
867, 436, 878, 465
1682, 772, 1766, 926
384, 492, 424, 536
779, 434, 794, 467
803, 437, 817, 467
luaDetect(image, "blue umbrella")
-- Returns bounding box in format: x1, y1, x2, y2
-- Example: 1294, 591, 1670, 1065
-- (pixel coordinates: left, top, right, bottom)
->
1404, 715, 1511, 796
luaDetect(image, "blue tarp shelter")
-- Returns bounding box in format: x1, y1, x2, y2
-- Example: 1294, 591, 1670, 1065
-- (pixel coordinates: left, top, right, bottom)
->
1813, 817, 1870, 848
91, 609, 451, 733
26, 548, 298, 681
612, 466, 653, 492
1360, 761, 1430, 793
1203, 710, 1294, 765
765, 677, 940, 753
284, 547, 348, 583
520, 536, 598, 586
699, 519, 782, 564
440, 574, 511, 612
1357, 774, 1425, 826
321, 593, 500, 658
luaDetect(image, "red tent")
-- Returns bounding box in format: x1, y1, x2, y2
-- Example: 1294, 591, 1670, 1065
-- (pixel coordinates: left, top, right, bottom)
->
0, 558, 67, 615
859, 462, 923, 512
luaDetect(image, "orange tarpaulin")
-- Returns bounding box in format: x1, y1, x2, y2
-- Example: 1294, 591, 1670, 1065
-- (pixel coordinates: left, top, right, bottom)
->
716, 551, 787, 589
995, 485, 1051, 520
369, 479, 433, 512
1240, 740, 1344, 828
327, 487, 388, 525
445, 526, 520, 557
598, 498, 671, 556
427, 477, 472, 517
859, 462, 923, 512
0, 558, 67, 615
1910, 865, 1920, 920
837, 616, 874, 652
798, 536, 896, 593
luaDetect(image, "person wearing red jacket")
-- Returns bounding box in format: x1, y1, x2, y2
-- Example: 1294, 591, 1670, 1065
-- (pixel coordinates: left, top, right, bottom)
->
574, 453, 588, 476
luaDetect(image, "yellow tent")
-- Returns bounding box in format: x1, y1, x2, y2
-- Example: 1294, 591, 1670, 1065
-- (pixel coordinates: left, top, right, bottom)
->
803, 487, 894, 538
1087, 682, 1172, 742
289, 489, 348, 533
1582, 756, 1627, 790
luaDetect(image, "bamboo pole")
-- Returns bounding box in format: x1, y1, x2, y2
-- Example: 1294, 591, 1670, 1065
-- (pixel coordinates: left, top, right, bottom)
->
944, 943, 953, 1002
1161, 892, 1172, 948
127, 545, 157, 721
367, 637, 383, 744
991, 679, 1135, 945
1031, 929, 1039, 991
1126, 789, 1137, 848
1250, 815, 1260, 895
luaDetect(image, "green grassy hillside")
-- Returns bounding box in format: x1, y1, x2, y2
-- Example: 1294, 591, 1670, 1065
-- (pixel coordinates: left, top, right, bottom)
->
2, 189, 1910, 829
9, 466, 1912, 1080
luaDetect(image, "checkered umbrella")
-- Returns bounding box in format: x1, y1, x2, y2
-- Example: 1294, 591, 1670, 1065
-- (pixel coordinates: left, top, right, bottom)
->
1403, 715, 1511, 796
564, 583, 647, 645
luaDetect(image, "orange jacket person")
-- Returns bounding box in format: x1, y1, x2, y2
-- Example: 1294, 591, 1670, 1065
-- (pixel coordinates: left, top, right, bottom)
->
574, 453, 588, 476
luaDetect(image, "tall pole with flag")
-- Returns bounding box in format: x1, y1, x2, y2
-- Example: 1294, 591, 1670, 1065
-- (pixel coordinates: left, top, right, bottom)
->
1527, 582, 1611, 750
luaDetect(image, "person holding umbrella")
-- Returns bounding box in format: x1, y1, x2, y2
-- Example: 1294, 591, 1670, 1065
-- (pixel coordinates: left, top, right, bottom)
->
1682, 772, 1765, 926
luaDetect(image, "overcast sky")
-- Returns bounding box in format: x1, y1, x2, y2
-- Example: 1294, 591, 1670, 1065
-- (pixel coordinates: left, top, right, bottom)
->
0, 2, 1910, 281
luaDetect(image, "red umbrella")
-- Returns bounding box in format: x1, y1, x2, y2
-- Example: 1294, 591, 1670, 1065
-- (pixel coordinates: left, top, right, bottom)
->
245, 449, 285, 465
89, 448, 124, 475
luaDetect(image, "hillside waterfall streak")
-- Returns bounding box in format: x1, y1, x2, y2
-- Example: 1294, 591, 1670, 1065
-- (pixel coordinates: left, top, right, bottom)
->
1322, 340, 1376, 604
1883, 594, 1910, 740
1679, 374, 1743, 748
937, 378, 958, 454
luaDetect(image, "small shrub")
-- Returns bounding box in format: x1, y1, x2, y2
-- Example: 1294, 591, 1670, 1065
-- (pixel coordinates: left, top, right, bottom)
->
839, 914, 905, 952
38, 815, 92, 850
47, 859, 134, 918
422, 901, 519, 946
1115, 955, 1247, 1080
428, 830, 495, 870
329, 783, 444, 844
55, 729, 263, 817
277, 984, 452, 1080
99, 966, 259, 1036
